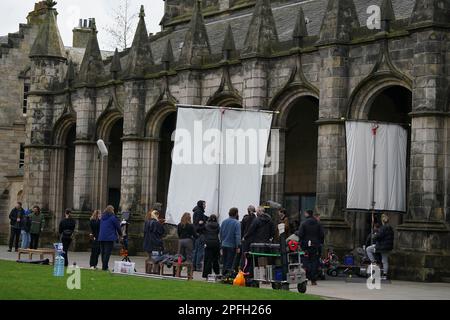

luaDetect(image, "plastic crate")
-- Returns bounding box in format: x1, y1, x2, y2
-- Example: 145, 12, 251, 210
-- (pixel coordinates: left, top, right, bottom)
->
343, 255, 354, 266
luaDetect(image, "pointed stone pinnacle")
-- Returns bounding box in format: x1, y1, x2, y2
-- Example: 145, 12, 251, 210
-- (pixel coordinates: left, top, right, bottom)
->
161, 39, 174, 65
381, 0, 395, 22
318, 0, 360, 45
110, 48, 122, 75
293, 6, 308, 41
242, 0, 279, 56
179, 0, 211, 65
222, 24, 236, 54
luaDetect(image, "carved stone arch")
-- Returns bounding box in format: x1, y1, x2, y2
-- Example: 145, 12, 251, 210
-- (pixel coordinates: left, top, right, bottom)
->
270, 84, 319, 128
207, 92, 243, 108
96, 109, 123, 140
52, 113, 76, 145
50, 113, 77, 230
144, 102, 177, 138
347, 73, 412, 120
95, 94, 124, 139
142, 101, 177, 214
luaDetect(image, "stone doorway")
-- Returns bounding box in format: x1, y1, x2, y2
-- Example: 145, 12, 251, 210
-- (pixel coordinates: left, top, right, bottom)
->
63, 125, 76, 212
157, 112, 176, 217
283, 96, 319, 230
107, 119, 123, 213
354, 85, 412, 248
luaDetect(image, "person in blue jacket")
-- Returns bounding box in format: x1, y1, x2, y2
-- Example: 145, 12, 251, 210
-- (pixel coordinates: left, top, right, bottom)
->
98, 205, 122, 271
220, 207, 241, 276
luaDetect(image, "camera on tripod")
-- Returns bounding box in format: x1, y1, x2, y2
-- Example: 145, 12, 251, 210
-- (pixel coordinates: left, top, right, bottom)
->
120, 211, 131, 261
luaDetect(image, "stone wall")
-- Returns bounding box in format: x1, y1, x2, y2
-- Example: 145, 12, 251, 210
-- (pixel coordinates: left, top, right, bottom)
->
0, 126, 25, 244
1, 0, 449, 280
0, 9, 42, 244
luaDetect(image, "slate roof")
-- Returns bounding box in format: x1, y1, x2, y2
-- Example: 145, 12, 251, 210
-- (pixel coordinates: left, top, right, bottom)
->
147, 0, 416, 64
65, 47, 114, 66
0, 0, 417, 70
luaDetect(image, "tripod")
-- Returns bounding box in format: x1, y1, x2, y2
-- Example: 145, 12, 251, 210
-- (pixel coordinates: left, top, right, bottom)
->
120, 220, 136, 271
119, 238, 137, 272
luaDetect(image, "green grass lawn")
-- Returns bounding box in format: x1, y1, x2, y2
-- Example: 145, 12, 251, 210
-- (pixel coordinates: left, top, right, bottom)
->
0, 260, 321, 300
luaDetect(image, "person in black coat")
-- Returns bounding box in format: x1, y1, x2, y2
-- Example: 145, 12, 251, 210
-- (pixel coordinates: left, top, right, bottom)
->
239, 205, 256, 268
202, 215, 221, 279
243, 206, 275, 245
8, 202, 25, 252
366, 214, 394, 279
143, 210, 166, 256
365, 223, 380, 248
59, 209, 76, 267
296, 210, 325, 285
89, 210, 101, 269
192, 200, 208, 271
242, 207, 275, 275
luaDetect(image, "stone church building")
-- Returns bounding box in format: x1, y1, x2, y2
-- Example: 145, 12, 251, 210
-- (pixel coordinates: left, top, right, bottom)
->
0, 0, 449, 281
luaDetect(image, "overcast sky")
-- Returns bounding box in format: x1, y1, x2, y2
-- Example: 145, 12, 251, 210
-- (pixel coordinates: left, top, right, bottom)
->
0, 0, 165, 50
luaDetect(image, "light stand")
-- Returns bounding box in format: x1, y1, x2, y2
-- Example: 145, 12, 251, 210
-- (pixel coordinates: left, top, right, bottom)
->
370, 124, 379, 245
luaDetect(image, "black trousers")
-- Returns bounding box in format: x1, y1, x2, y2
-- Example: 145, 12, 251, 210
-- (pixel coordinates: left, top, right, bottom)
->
62, 238, 72, 267
8, 228, 21, 251
203, 246, 220, 278
100, 241, 114, 271
30, 233, 40, 249
240, 241, 251, 269
90, 240, 101, 268
304, 247, 320, 282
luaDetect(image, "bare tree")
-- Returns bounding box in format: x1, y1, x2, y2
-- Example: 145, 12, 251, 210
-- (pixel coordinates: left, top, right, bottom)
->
104, 0, 138, 50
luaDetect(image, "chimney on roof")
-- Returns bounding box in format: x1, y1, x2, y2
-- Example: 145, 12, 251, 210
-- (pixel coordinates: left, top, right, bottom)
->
26, 1, 51, 25
72, 18, 94, 48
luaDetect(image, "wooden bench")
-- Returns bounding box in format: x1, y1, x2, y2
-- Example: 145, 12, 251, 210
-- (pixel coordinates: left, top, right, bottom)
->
159, 262, 177, 277
145, 259, 193, 280
145, 259, 163, 275
18, 249, 55, 265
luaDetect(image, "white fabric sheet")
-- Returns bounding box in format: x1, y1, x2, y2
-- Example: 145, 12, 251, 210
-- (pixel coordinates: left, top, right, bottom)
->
346, 121, 407, 212
165, 108, 273, 224
165, 108, 221, 224
219, 109, 273, 222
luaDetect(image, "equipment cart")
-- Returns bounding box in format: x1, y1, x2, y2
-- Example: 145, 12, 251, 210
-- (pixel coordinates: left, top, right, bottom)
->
248, 243, 308, 293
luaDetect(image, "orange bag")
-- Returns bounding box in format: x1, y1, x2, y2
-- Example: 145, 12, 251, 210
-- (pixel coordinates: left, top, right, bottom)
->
233, 270, 246, 287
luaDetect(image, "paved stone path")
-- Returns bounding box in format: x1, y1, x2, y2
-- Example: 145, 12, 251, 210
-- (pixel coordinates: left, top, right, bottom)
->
1, 246, 449, 300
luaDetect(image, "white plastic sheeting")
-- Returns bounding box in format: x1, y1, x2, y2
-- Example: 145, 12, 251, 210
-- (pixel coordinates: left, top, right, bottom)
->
346, 121, 407, 212
219, 109, 273, 222
165, 107, 273, 224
